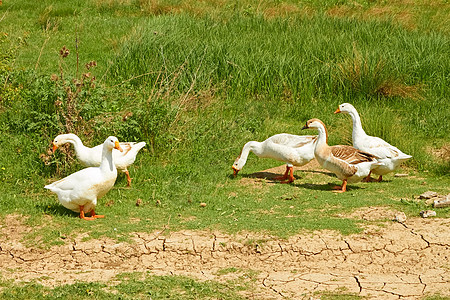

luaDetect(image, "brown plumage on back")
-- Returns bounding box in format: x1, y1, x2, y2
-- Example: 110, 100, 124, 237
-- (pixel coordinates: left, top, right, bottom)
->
302, 118, 381, 192
330, 145, 378, 165
119, 143, 134, 156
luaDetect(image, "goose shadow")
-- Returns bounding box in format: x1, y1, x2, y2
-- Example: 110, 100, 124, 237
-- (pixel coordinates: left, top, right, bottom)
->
36, 203, 79, 218
229, 169, 337, 182
242, 169, 336, 180
364, 178, 393, 183
297, 169, 336, 177
238, 171, 302, 182
293, 182, 364, 192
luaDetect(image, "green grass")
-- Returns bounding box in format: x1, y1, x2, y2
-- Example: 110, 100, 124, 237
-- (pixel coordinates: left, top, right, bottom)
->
0, 273, 249, 299
0, 0, 449, 243
0, 0, 449, 298
0, 1, 450, 240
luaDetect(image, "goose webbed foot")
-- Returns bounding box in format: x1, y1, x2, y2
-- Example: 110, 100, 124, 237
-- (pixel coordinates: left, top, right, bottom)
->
274, 165, 294, 184
79, 206, 104, 220
332, 179, 347, 193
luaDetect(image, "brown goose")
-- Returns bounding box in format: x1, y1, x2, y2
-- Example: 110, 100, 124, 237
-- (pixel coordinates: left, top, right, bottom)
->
302, 118, 382, 192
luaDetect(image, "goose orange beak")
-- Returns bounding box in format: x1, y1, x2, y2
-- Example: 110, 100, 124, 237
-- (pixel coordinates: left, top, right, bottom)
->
52, 142, 58, 153
232, 166, 239, 176
334, 107, 341, 114
115, 141, 123, 152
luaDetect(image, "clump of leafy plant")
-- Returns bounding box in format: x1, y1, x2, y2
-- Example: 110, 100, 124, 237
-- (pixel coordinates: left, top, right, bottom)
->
52, 45, 98, 134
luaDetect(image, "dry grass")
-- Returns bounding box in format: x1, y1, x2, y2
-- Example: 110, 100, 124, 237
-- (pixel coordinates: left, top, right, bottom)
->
90, 0, 449, 34
263, 3, 315, 20
336, 47, 424, 99
428, 144, 450, 162
326, 0, 450, 33
375, 80, 424, 99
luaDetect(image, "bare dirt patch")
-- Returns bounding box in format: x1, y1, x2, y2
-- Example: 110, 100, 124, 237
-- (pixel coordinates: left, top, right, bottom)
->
1, 212, 449, 299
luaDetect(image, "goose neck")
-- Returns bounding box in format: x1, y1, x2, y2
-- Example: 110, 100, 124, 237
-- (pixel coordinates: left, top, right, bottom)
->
100, 147, 115, 172
315, 124, 328, 146
64, 134, 89, 155
348, 110, 366, 137
243, 141, 261, 157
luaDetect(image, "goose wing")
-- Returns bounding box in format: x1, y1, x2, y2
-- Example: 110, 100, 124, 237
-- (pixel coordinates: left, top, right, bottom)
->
362, 136, 410, 159
45, 167, 100, 191
270, 134, 317, 148
331, 145, 378, 165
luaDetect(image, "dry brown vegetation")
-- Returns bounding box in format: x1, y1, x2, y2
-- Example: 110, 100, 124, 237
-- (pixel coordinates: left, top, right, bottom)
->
336, 46, 424, 99
326, 0, 450, 33
428, 144, 450, 162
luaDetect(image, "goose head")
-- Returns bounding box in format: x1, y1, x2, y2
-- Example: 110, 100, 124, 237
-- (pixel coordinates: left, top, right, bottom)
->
301, 118, 326, 130
104, 136, 123, 152
232, 156, 243, 176
51, 134, 74, 152
334, 103, 356, 114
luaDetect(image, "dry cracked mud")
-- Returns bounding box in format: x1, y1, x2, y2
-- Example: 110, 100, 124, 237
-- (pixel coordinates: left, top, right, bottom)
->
1, 163, 449, 299
1, 213, 449, 299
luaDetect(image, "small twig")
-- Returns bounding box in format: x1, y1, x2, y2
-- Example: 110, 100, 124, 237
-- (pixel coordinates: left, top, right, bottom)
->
35, 35, 51, 71
0, 3, 12, 23
98, 61, 112, 84
75, 31, 79, 78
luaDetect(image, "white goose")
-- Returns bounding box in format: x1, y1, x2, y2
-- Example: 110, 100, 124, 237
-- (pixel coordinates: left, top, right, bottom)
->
45, 136, 123, 220
334, 103, 412, 182
302, 119, 381, 192
232, 133, 317, 183
52, 133, 146, 186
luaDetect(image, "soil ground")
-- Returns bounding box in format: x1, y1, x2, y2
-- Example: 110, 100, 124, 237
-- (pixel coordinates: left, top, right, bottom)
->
1, 163, 449, 299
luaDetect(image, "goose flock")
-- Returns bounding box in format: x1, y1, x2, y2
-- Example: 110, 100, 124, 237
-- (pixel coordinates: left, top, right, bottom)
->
45, 136, 146, 220
51, 133, 146, 187
232, 103, 411, 193
45, 103, 411, 219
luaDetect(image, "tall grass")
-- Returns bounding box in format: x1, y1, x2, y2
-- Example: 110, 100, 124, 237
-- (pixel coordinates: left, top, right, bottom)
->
106, 13, 449, 172
108, 13, 448, 109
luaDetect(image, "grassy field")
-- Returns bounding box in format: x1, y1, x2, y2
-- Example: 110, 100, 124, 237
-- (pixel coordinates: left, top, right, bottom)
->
1, 0, 449, 298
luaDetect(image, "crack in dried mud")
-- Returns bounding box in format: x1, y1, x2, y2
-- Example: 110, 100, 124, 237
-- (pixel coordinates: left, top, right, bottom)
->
1, 213, 449, 299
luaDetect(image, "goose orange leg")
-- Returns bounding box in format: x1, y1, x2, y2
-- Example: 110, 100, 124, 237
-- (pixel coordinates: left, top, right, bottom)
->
90, 210, 105, 219
125, 170, 132, 187
332, 179, 348, 193
79, 206, 95, 221
274, 165, 294, 184
362, 171, 374, 182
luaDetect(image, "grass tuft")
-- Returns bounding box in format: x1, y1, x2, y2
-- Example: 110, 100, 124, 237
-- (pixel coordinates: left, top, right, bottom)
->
336, 46, 424, 99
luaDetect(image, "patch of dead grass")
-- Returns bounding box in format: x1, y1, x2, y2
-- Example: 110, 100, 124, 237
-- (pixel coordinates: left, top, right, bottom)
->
336, 46, 424, 99
427, 144, 450, 162
326, 1, 449, 32
263, 3, 315, 19
336, 206, 400, 222
375, 80, 424, 99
